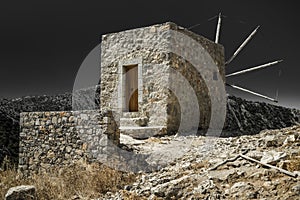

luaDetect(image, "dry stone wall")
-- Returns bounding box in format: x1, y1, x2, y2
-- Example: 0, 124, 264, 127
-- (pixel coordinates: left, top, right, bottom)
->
19, 109, 118, 175
223, 96, 300, 136
0, 94, 72, 166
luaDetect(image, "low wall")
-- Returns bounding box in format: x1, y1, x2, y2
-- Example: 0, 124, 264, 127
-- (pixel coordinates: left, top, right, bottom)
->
19, 109, 118, 175
223, 96, 300, 136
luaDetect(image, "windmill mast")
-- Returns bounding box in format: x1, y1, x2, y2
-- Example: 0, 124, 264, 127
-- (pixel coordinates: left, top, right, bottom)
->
226, 60, 283, 77
219, 14, 280, 103
226, 26, 260, 65
226, 84, 278, 102
215, 13, 222, 43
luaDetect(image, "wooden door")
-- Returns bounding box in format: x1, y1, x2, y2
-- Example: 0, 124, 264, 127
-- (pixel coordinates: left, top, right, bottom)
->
125, 65, 138, 112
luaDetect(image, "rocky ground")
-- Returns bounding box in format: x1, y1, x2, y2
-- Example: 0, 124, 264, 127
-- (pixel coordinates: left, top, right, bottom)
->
99, 125, 300, 199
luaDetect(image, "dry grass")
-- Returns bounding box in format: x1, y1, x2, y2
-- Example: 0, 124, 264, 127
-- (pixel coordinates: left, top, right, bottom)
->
0, 160, 136, 200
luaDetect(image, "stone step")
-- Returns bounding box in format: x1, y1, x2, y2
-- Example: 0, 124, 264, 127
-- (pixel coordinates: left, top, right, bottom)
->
119, 126, 167, 139
122, 112, 140, 118
120, 117, 143, 127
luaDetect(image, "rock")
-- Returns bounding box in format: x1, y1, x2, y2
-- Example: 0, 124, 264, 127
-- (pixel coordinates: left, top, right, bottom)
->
283, 134, 296, 145
46, 150, 55, 158
35, 119, 40, 126
80, 114, 89, 120
124, 185, 133, 191
5, 185, 36, 200
278, 160, 291, 170
263, 181, 273, 188
246, 191, 259, 199
294, 171, 300, 178
71, 195, 80, 200
224, 96, 300, 136
247, 151, 263, 160
292, 184, 300, 195
265, 135, 279, 147
260, 151, 287, 165
68, 116, 76, 123
95, 124, 300, 199
51, 117, 57, 124
208, 168, 238, 181
194, 179, 216, 195
66, 146, 72, 153
230, 182, 254, 196
120, 134, 145, 145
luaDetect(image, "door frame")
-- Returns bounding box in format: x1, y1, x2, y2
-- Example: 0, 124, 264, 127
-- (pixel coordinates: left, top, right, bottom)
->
118, 57, 143, 113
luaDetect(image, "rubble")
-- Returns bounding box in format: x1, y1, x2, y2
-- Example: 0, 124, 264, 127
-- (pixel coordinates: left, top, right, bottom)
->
99, 125, 300, 199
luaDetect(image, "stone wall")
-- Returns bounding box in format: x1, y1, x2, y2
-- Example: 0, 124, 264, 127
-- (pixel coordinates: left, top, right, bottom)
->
167, 25, 225, 133
19, 109, 118, 175
167, 49, 224, 132
0, 94, 72, 166
223, 96, 300, 136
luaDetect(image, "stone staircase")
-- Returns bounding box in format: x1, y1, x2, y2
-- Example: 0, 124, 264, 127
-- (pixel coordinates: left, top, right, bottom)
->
119, 113, 166, 139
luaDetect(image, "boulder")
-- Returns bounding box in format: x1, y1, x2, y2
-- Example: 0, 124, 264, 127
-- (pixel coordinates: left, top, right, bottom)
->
5, 185, 36, 200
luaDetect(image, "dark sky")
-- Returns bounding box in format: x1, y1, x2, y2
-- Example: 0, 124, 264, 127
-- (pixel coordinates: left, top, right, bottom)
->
0, 0, 299, 109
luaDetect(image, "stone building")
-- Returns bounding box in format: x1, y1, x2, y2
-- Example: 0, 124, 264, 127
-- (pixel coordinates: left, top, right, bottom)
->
100, 22, 225, 139
19, 22, 225, 174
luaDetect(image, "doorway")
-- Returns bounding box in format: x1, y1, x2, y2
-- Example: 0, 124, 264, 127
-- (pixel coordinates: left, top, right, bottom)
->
124, 64, 138, 112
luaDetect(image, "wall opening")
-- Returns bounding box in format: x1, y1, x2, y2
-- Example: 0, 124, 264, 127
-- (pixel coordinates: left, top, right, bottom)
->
123, 64, 138, 112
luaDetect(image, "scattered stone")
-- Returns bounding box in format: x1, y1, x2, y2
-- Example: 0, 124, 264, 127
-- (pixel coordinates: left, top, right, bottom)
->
101, 125, 300, 199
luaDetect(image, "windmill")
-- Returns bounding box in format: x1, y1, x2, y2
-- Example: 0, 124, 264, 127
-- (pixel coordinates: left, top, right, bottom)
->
213, 13, 282, 103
